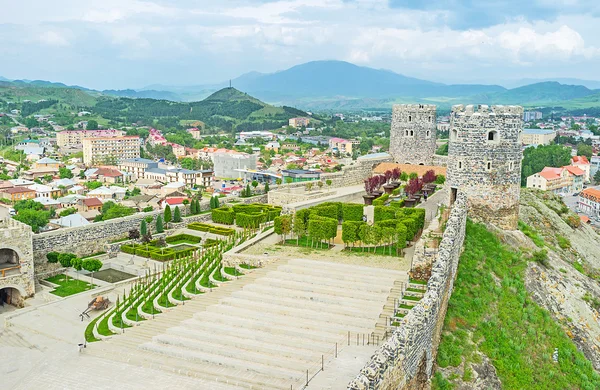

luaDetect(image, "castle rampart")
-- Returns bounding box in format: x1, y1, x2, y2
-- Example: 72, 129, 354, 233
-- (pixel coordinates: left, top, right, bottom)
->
390, 104, 437, 165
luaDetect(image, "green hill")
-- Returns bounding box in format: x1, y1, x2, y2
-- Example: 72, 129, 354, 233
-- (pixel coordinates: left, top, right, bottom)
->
204, 87, 266, 105
0, 82, 99, 106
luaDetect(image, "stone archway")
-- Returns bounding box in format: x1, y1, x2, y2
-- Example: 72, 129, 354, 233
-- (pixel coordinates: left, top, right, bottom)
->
0, 248, 20, 278
0, 286, 24, 307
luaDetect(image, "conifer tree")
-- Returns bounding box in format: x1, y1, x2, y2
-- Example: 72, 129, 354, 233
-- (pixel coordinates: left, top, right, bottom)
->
164, 204, 172, 227
173, 206, 182, 222
156, 215, 164, 233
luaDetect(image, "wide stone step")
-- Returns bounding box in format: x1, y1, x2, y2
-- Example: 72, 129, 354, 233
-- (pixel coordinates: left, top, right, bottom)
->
90, 342, 290, 390
203, 304, 371, 335
241, 282, 386, 307
264, 270, 392, 292
164, 326, 319, 361
230, 289, 382, 319
151, 333, 314, 370
140, 341, 303, 381
257, 275, 393, 297
274, 264, 397, 285
287, 258, 407, 277
217, 296, 376, 328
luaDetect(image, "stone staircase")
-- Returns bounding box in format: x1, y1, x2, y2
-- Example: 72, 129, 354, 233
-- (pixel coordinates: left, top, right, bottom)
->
88, 258, 406, 389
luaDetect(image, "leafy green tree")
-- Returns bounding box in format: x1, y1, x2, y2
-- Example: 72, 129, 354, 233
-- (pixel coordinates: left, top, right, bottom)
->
251, 180, 259, 193
82, 258, 103, 287
293, 210, 309, 245
276, 178, 282, 186
46, 251, 59, 263
164, 204, 172, 227
13, 208, 51, 232
86, 119, 99, 130
577, 143, 593, 160
173, 206, 182, 222
264, 182, 270, 193
140, 219, 148, 236
595, 170, 600, 185
71, 257, 83, 280
84, 181, 103, 190
59, 167, 73, 179
400, 172, 408, 182
156, 215, 164, 233
326, 179, 333, 191
521, 144, 572, 186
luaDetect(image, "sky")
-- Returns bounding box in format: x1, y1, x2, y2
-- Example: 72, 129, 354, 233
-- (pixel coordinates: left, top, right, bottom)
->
1, 0, 599, 90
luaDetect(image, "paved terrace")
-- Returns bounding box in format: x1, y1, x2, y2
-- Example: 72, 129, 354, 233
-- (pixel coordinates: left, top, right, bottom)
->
4, 258, 407, 390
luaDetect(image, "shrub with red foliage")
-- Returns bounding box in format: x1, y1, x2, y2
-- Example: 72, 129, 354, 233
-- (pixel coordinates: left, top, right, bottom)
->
423, 170, 436, 184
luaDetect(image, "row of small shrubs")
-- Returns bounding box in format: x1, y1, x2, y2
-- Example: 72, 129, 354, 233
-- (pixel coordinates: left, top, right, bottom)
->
211, 203, 282, 227
187, 222, 235, 236
373, 193, 390, 206
121, 243, 195, 261
165, 234, 202, 244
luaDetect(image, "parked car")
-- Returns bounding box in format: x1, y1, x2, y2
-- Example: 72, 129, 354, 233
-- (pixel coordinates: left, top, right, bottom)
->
573, 192, 579, 197
8, 208, 16, 216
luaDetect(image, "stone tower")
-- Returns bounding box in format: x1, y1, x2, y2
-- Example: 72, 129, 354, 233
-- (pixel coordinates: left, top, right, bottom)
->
390, 104, 437, 165
0, 218, 35, 307
448, 105, 523, 230
447, 104, 523, 230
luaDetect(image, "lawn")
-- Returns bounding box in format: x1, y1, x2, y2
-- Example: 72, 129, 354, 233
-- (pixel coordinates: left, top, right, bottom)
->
45, 274, 97, 297
283, 236, 333, 249
433, 221, 600, 390
345, 244, 402, 257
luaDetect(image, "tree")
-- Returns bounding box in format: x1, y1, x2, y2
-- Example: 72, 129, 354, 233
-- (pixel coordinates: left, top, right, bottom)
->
46, 251, 59, 263
400, 172, 408, 182
577, 143, 593, 160
190, 199, 197, 215
58, 253, 77, 281
86, 119, 99, 130
156, 215, 164, 233
285, 177, 293, 192
164, 205, 172, 228
594, 170, 600, 185
13, 208, 51, 233
276, 178, 282, 187
71, 257, 83, 280
306, 182, 313, 192
251, 180, 259, 193
317, 181, 324, 191
128, 228, 140, 240
326, 179, 332, 191
521, 144, 572, 186
173, 206, 182, 222
140, 219, 148, 237
59, 167, 73, 179
264, 182, 270, 193
182, 199, 189, 214
82, 258, 103, 288
195, 198, 202, 213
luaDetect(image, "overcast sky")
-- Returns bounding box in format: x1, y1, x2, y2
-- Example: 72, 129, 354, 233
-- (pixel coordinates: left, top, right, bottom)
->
1, 0, 599, 89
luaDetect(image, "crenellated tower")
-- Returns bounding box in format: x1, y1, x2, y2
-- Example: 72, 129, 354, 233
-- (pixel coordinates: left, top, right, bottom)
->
447, 104, 523, 230
390, 104, 437, 165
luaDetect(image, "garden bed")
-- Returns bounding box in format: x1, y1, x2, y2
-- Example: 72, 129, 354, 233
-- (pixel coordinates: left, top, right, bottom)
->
283, 236, 333, 249
165, 234, 202, 245
45, 274, 97, 297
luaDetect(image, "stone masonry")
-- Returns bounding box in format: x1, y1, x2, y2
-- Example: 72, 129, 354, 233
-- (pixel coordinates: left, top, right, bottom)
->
348, 191, 467, 390
447, 104, 523, 230
0, 218, 35, 305
390, 104, 437, 165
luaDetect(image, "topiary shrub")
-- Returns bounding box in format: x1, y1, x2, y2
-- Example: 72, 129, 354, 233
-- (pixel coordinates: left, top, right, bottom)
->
374, 206, 396, 222
342, 203, 364, 222
212, 207, 235, 225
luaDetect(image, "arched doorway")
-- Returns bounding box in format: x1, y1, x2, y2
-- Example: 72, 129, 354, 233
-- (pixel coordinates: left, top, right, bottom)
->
0, 248, 20, 278
0, 287, 22, 307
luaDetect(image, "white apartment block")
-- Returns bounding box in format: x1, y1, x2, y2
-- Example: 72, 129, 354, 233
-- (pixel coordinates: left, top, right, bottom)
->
82, 136, 141, 166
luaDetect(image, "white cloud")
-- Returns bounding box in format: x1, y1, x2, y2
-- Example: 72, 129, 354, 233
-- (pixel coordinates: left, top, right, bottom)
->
38, 31, 70, 46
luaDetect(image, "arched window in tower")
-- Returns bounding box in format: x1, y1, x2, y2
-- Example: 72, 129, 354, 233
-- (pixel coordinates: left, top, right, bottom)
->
426, 130, 431, 138
410, 130, 414, 136
405, 130, 409, 136
487, 130, 498, 142
408, 115, 412, 122
486, 161, 492, 171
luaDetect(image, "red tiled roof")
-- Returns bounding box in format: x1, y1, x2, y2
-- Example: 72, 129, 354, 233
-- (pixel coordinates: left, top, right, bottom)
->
539, 167, 563, 180
83, 198, 103, 207
572, 156, 590, 164
563, 166, 584, 176
96, 168, 123, 177
165, 198, 186, 205
580, 215, 590, 223
3, 187, 35, 194
581, 188, 600, 202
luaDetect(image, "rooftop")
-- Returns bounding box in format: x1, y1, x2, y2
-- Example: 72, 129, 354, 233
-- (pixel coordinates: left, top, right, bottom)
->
82, 197, 103, 207
523, 128, 556, 135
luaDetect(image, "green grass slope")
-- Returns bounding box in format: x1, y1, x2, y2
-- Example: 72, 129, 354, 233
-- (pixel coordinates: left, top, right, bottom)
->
0, 82, 99, 106
433, 221, 600, 390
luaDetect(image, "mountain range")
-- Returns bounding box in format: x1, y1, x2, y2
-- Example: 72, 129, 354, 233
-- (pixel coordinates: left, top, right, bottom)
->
2, 60, 600, 111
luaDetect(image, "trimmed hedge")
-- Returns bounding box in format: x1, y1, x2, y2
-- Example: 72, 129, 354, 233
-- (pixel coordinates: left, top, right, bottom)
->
203, 238, 220, 248
211, 207, 235, 225
166, 234, 202, 244
236, 212, 267, 229
396, 224, 408, 249
397, 208, 425, 230
342, 203, 364, 222
373, 194, 390, 206
374, 206, 396, 222
390, 200, 405, 208
309, 204, 338, 221
188, 222, 235, 236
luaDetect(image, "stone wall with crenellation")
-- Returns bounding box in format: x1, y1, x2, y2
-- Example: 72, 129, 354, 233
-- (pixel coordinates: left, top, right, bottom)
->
347, 191, 467, 390
390, 104, 437, 165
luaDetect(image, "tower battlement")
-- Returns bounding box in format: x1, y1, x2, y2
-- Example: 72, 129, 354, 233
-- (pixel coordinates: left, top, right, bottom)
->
451, 104, 524, 117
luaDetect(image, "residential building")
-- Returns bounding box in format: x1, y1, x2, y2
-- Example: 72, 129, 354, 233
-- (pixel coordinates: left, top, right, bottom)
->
82, 136, 141, 166
265, 141, 280, 152
29, 184, 61, 199
56, 129, 126, 148
187, 127, 202, 139
171, 143, 186, 158
0, 187, 36, 202
84, 167, 125, 184
51, 213, 91, 228
289, 117, 310, 128
579, 188, 600, 218
34, 157, 61, 170
144, 167, 213, 188
118, 158, 159, 179
571, 156, 592, 183
87, 186, 126, 201
523, 111, 543, 122
526, 166, 584, 193
239, 131, 275, 141
33, 197, 60, 209
521, 128, 557, 145
329, 137, 361, 154
213, 152, 257, 179
78, 198, 103, 212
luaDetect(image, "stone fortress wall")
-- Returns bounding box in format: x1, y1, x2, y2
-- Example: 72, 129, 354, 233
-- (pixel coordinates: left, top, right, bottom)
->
447, 104, 523, 230
0, 218, 35, 305
348, 191, 468, 390
390, 104, 437, 165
